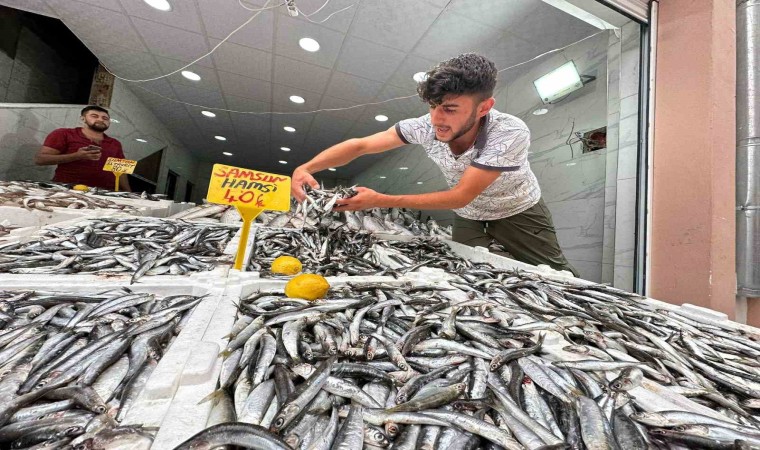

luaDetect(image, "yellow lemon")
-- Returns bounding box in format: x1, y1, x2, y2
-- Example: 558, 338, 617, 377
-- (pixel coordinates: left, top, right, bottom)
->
72, 184, 90, 192
284, 274, 330, 301
271, 256, 303, 275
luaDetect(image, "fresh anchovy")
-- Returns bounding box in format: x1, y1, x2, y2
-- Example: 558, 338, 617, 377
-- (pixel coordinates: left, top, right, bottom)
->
173, 423, 290, 449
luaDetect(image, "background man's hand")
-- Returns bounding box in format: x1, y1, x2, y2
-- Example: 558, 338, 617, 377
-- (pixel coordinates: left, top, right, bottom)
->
291, 167, 319, 202
333, 186, 385, 212
76, 146, 102, 161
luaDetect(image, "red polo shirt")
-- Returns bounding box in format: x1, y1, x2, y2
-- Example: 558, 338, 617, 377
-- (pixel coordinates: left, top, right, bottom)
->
43, 128, 126, 189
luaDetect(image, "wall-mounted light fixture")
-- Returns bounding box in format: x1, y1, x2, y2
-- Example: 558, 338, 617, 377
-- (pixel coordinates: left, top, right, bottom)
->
533, 61, 593, 104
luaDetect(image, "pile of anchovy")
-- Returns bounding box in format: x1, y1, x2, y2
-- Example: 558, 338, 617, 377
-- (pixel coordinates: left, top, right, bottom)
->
0, 288, 203, 449
249, 228, 470, 277
85, 187, 165, 201
174, 260, 760, 449
169, 187, 453, 239
0, 218, 236, 283
0, 181, 137, 212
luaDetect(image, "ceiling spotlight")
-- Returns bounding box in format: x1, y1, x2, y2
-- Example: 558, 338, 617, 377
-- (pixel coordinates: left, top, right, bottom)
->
379, 176, 387, 179
328, 168, 336, 172
144, 0, 171, 11
136, 138, 147, 143
280, 147, 291, 152
181, 70, 201, 81
375, 115, 388, 122
413, 72, 427, 83
283, 126, 296, 132
223, 152, 233, 156
416, 181, 423, 184
399, 167, 409, 170
110, 118, 120, 123
532, 108, 549, 116
201, 111, 216, 118
214, 135, 226, 141
289, 95, 305, 104
279, 160, 288, 164
299, 37, 320, 52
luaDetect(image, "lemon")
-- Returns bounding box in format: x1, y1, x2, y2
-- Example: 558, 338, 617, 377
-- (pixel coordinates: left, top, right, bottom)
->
72, 184, 90, 192
271, 255, 303, 275
285, 274, 330, 301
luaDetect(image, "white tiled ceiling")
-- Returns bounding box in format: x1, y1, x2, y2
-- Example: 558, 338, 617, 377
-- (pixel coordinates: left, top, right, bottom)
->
2, 0, 598, 176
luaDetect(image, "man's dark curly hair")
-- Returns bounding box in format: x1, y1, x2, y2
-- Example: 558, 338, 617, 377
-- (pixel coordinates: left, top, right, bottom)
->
417, 53, 497, 106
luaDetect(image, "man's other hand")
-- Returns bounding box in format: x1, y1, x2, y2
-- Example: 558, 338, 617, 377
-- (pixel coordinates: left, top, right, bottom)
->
333, 186, 385, 212
291, 167, 320, 202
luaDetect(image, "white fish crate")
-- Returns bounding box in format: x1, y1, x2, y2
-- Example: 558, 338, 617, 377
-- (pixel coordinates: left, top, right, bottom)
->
0, 205, 133, 241
0, 279, 231, 438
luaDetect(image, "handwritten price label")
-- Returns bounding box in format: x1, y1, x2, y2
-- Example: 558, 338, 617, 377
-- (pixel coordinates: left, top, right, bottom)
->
207, 164, 291, 211
102, 157, 137, 174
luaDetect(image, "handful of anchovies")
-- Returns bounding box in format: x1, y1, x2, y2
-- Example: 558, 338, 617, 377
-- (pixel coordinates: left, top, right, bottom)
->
175, 264, 760, 450
0, 181, 138, 212
0, 288, 204, 449
0, 218, 236, 283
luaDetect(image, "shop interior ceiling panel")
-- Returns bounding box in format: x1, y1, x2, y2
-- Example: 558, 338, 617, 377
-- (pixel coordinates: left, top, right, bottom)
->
0, 0, 603, 176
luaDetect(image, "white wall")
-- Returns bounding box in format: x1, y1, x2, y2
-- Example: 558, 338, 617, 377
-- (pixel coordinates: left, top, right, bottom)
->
0, 79, 201, 200
350, 28, 641, 284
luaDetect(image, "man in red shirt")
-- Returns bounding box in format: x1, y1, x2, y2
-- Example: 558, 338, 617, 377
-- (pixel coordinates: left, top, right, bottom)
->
35, 105, 131, 191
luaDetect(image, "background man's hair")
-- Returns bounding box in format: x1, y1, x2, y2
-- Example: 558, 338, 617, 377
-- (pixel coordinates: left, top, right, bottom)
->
81, 105, 110, 116
417, 53, 498, 106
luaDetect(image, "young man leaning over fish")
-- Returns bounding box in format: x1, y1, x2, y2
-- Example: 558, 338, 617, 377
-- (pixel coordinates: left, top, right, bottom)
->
291, 53, 578, 276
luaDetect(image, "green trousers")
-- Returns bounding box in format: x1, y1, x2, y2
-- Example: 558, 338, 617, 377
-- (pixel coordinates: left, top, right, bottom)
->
452, 198, 580, 277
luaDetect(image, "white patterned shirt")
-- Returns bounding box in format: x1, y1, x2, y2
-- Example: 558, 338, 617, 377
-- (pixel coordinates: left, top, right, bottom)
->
395, 109, 541, 221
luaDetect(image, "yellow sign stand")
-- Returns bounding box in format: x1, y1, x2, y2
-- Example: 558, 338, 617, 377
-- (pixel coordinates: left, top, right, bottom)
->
102, 157, 137, 192
206, 164, 291, 270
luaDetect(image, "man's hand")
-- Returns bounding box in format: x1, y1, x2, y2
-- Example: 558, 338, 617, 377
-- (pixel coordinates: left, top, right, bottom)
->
333, 187, 387, 212
291, 166, 320, 202
76, 146, 102, 161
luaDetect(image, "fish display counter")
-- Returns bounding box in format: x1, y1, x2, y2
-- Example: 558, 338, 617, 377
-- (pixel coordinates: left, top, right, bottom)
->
2, 184, 760, 449
0, 279, 231, 449
163, 266, 760, 450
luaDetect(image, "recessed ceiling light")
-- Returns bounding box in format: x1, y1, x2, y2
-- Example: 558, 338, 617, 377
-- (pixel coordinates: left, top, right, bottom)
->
417, 181, 423, 184
279, 160, 288, 164
283, 126, 296, 132
110, 118, 120, 123
532, 108, 549, 116
136, 138, 147, 143
214, 135, 226, 141
375, 115, 388, 122
223, 152, 233, 156
280, 147, 291, 152
289, 95, 305, 104
144, 0, 171, 11
379, 176, 387, 179
399, 167, 409, 170
181, 70, 201, 81
201, 111, 216, 118
328, 168, 336, 172
299, 38, 320, 52
413, 72, 427, 82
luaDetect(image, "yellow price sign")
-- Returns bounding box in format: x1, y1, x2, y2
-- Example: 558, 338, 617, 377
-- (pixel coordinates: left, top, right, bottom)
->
207, 164, 291, 271
102, 157, 137, 192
